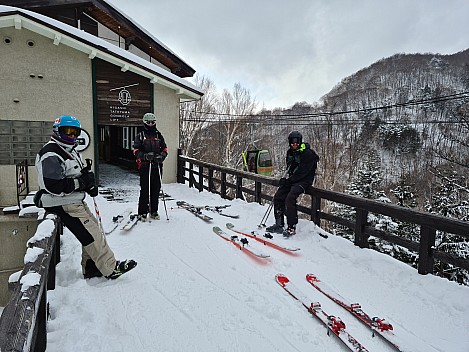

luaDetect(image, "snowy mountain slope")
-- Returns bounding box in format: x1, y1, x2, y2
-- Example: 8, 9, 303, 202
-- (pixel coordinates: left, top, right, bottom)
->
44, 165, 469, 352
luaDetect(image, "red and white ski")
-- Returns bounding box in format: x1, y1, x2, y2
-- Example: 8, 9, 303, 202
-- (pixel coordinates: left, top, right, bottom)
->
226, 223, 300, 254
212, 226, 270, 260
306, 273, 405, 351
275, 274, 369, 352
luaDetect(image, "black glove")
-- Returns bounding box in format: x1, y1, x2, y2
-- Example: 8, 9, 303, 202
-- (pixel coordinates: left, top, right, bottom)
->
77, 172, 96, 191
86, 185, 99, 197
279, 177, 290, 187
144, 152, 155, 161
161, 151, 168, 161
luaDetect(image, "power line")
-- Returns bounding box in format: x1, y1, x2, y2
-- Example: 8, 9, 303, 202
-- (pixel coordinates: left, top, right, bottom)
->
180, 91, 469, 125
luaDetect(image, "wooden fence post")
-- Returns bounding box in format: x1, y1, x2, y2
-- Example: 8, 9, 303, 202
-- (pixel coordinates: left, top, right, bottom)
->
311, 195, 321, 226
188, 162, 194, 188
35, 288, 47, 352
236, 176, 244, 200
198, 166, 204, 192
177, 149, 184, 184
208, 167, 214, 193
255, 181, 262, 204
221, 172, 227, 199
418, 225, 436, 275
354, 208, 369, 248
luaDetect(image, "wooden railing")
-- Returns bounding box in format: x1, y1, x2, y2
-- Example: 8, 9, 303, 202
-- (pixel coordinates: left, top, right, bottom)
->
177, 152, 469, 275
0, 215, 61, 352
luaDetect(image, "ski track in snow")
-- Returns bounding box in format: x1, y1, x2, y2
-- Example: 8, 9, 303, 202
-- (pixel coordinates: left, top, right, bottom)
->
42, 163, 469, 352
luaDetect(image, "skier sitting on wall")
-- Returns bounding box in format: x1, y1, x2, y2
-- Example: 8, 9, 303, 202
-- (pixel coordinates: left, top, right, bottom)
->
133, 112, 168, 221
35, 115, 137, 279
266, 130, 320, 237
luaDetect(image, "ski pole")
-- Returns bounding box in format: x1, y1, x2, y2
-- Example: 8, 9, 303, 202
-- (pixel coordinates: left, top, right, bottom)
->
158, 164, 169, 220
83, 159, 104, 234
93, 197, 105, 235
148, 160, 152, 219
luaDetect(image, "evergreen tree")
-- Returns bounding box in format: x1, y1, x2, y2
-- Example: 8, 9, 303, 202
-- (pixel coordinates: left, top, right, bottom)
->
425, 169, 469, 284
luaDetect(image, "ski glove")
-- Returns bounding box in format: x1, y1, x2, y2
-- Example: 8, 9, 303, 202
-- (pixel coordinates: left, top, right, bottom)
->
279, 177, 290, 187
77, 172, 96, 191
86, 184, 99, 197
154, 151, 167, 162
144, 152, 155, 161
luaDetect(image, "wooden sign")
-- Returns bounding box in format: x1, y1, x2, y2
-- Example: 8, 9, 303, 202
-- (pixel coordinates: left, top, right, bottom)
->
95, 59, 151, 125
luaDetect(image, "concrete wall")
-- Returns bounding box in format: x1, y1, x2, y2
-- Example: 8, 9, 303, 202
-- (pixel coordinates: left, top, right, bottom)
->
154, 85, 180, 183
0, 28, 92, 206
0, 214, 38, 306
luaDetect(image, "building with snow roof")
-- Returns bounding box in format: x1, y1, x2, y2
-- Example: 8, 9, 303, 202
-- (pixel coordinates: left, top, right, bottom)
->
0, 0, 203, 206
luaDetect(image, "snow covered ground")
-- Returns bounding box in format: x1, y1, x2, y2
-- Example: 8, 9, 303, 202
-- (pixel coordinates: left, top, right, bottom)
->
43, 163, 469, 352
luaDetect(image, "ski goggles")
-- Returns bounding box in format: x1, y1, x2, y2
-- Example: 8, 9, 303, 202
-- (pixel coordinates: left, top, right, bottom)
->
60, 126, 81, 136
289, 138, 300, 145
144, 120, 156, 126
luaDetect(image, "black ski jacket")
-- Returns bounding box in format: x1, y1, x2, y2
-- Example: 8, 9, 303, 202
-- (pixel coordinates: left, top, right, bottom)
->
133, 129, 167, 169
285, 142, 319, 185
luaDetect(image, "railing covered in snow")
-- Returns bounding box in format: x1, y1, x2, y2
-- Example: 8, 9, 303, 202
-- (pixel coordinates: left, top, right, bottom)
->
0, 215, 62, 352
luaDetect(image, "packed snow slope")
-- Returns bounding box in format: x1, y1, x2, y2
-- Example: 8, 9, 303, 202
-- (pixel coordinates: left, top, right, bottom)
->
45, 164, 469, 352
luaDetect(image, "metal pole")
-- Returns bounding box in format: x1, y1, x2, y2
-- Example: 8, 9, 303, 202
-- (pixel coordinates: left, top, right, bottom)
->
257, 167, 290, 228
158, 164, 169, 220
148, 161, 152, 219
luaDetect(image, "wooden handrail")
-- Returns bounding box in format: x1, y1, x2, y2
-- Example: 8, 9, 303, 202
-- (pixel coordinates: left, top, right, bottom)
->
177, 152, 469, 276
0, 214, 61, 352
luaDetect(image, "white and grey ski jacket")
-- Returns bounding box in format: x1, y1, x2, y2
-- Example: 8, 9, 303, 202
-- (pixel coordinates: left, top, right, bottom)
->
35, 136, 86, 207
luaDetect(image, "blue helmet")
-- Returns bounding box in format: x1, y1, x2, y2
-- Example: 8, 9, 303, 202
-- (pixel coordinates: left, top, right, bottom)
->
53, 115, 81, 144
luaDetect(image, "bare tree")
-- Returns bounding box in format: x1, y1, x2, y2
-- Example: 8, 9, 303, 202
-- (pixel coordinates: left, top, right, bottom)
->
215, 83, 257, 168
179, 75, 218, 158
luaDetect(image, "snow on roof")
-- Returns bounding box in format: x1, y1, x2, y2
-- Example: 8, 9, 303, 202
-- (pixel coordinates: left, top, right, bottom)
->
0, 5, 203, 99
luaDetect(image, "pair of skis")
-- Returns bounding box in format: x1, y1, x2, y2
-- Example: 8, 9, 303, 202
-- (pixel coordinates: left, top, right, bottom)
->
277, 273, 405, 352
176, 201, 239, 221
176, 201, 213, 221
211, 223, 301, 261
104, 208, 133, 234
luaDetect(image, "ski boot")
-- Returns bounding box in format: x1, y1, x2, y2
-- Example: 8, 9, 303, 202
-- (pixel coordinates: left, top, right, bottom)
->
106, 259, 138, 280
150, 212, 160, 220
266, 217, 284, 234
137, 213, 148, 222
283, 225, 296, 238
83, 259, 103, 279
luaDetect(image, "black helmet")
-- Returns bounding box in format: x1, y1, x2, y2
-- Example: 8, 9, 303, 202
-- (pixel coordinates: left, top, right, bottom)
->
288, 131, 302, 145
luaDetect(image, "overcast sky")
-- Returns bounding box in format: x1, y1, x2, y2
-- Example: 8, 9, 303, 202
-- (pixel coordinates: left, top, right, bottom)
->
109, 0, 469, 110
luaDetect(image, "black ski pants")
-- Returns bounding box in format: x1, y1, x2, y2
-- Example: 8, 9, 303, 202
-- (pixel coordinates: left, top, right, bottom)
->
138, 163, 161, 215
273, 183, 308, 227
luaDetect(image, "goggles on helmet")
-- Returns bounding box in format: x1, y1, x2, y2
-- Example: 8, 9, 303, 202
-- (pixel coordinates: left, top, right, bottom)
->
60, 126, 81, 136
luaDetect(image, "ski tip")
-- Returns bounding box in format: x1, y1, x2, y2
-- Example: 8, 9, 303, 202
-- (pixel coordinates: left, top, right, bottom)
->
306, 273, 320, 283
226, 223, 234, 228
275, 273, 289, 287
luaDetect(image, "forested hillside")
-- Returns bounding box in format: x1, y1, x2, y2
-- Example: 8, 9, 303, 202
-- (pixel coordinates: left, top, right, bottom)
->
180, 50, 469, 284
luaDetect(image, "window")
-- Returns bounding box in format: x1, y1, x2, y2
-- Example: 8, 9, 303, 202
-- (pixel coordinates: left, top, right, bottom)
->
122, 127, 129, 149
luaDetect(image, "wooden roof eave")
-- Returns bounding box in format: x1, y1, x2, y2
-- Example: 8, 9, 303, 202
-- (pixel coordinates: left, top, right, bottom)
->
87, 1, 196, 77
0, 10, 203, 100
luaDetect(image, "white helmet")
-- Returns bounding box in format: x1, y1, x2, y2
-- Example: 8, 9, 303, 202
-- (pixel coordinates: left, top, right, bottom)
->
143, 112, 157, 126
